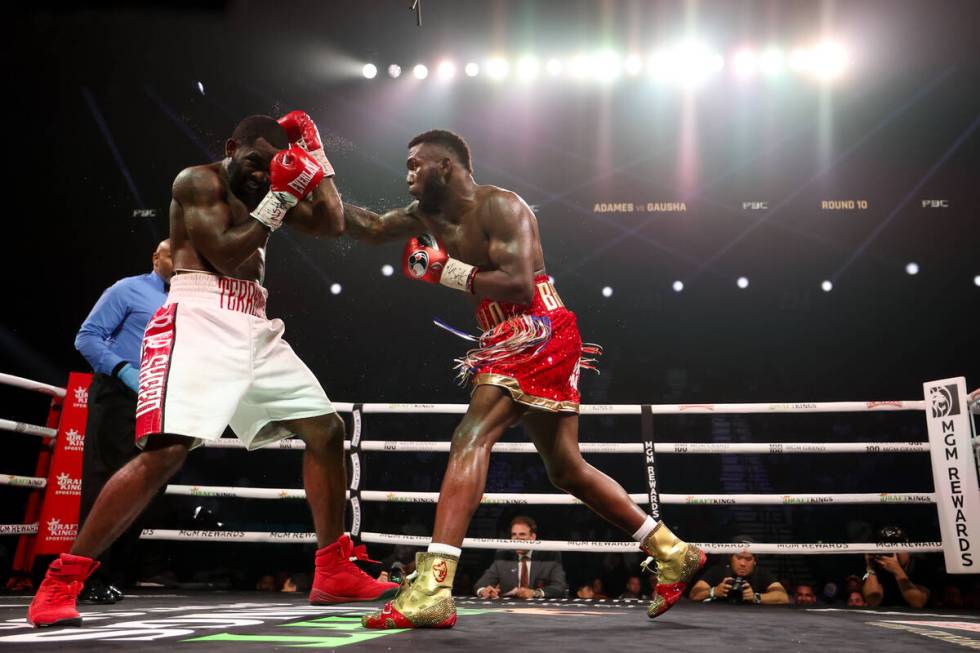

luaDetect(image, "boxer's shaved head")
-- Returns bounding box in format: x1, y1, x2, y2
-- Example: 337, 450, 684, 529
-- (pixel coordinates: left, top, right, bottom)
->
409, 129, 473, 172
232, 115, 288, 149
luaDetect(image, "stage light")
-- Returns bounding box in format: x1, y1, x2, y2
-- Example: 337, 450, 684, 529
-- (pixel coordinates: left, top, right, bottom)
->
624, 54, 643, 76
330, 283, 342, 295
594, 50, 622, 82
545, 58, 564, 76
810, 40, 848, 80
196, 81, 205, 95
905, 262, 920, 276
464, 62, 480, 77
672, 280, 684, 292
602, 286, 614, 298
821, 280, 833, 292
975, 275, 980, 287
789, 48, 812, 72
362, 63, 378, 79
733, 49, 757, 78
668, 41, 724, 86
388, 64, 402, 78
737, 276, 749, 289
413, 64, 429, 79
759, 48, 785, 76
516, 56, 540, 81
569, 54, 590, 78
649, 49, 673, 81
487, 57, 510, 79
381, 265, 394, 277
548, 275, 555, 284
437, 60, 456, 80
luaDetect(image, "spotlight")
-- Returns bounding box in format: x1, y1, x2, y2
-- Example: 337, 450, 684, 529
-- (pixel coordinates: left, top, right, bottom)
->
487, 57, 510, 80
437, 60, 456, 80
413, 64, 429, 79
905, 262, 920, 276
330, 283, 342, 295
196, 81, 205, 95
789, 47, 812, 72
516, 56, 540, 81
737, 276, 749, 289
624, 54, 643, 76
569, 54, 591, 78
464, 62, 480, 77
545, 58, 564, 76
821, 280, 833, 292
594, 50, 622, 82
759, 48, 785, 76
975, 275, 980, 287
362, 63, 378, 79
548, 275, 555, 284
733, 49, 757, 78
648, 49, 673, 81
672, 280, 684, 292
810, 41, 848, 80
388, 64, 402, 78
669, 41, 724, 86
602, 286, 614, 298
381, 264, 394, 277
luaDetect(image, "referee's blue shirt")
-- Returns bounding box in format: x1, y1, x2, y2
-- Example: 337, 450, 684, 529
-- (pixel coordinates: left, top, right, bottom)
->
74, 271, 168, 376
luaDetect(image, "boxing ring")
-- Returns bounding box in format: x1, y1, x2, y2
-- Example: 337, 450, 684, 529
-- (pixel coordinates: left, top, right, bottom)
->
2, 371, 979, 651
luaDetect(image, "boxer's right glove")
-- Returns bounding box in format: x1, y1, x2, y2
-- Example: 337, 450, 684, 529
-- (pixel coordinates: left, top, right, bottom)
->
251, 145, 325, 231
402, 234, 478, 293
278, 110, 335, 177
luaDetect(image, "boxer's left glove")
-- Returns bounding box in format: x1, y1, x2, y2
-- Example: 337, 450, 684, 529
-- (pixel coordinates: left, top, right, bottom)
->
278, 110, 335, 177
402, 234, 478, 293
251, 145, 325, 231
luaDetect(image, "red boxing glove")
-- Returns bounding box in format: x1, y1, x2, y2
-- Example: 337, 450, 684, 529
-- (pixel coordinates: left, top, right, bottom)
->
403, 234, 478, 293
277, 110, 335, 177
251, 145, 325, 231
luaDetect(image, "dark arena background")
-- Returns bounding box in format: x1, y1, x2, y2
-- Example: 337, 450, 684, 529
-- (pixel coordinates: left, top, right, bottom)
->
2, 1, 979, 651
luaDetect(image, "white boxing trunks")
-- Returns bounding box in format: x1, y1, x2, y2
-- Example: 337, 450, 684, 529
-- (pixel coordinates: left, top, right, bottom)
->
134, 271, 334, 450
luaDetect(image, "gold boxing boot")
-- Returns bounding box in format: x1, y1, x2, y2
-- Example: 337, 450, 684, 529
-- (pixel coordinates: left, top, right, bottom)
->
361, 552, 457, 629
642, 523, 706, 619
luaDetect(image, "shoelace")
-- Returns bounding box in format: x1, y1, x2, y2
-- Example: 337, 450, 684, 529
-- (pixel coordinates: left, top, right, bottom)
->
40, 578, 83, 606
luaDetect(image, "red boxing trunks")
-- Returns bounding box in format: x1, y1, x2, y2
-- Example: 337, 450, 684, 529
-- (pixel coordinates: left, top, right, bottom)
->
457, 275, 600, 413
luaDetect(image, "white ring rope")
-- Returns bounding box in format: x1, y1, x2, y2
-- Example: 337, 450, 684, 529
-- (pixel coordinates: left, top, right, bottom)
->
0, 373, 66, 398
164, 485, 936, 506
196, 438, 929, 454
137, 529, 943, 554
331, 401, 925, 415
0, 523, 38, 535
0, 474, 47, 489
0, 418, 58, 439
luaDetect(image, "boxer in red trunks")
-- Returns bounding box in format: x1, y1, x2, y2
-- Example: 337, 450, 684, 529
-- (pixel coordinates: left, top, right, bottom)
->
343, 130, 704, 629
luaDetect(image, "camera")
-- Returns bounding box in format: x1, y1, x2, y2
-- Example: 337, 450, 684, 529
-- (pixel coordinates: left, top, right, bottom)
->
728, 576, 746, 603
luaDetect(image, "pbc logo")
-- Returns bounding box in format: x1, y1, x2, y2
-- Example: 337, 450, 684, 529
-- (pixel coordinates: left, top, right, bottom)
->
741, 201, 768, 210
921, 199, 949, 208
930, 384, 960, 418
72, 385, 88, 407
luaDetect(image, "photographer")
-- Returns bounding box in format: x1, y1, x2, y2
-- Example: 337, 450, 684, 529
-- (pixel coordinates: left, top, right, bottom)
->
689, 544, 789, 606
862, 526, 932, 609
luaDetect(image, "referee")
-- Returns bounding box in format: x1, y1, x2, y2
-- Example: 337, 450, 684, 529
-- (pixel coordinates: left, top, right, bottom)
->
73, 239, 171, 603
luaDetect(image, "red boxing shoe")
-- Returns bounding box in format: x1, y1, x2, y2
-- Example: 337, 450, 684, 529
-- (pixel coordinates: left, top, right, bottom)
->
361, 598, 457, 630
309, 535, 399, 605
27, 553, 99, 628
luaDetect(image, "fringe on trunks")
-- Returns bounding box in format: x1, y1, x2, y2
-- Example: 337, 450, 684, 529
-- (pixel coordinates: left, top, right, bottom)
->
454, 314, 603, 385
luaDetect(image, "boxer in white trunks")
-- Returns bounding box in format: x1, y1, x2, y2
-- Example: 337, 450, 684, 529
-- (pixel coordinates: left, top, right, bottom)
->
28, 113, 397, 628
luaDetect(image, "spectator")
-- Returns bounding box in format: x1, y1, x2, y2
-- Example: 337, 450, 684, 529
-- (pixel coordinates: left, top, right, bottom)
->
474, 515, 568, 599
619, 575, 644, 599
939, 585, 963, 609
846, 591, 867, 607
689, 543, 789, 606
591, 577, 609, 600
74, 239, 172, 604
256, 574, 277, 592
862, 526, 933, 609
576, 584, 595, 599
794, 584, 817, 606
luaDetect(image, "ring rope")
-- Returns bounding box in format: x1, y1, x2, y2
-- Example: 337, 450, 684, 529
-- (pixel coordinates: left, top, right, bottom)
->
163, 484, 936, 505
195, 439, 930, 454
330, 401, 925, 415
0, 418, 58, 439
136, 528, 943, 554
0, 474, 47, 488
0, 372, 67, 398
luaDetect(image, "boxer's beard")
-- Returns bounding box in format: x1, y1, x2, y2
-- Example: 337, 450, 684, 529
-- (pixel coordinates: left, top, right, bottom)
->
419, 176, 450, 214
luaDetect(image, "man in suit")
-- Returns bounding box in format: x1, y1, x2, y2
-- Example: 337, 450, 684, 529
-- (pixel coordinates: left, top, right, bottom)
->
474, 516, 567, 599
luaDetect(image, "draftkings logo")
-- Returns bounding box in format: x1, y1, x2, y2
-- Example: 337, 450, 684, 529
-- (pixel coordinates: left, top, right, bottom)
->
72, 385, 88, 408
55, 473, 82, 496
929, 384, 960, 418
45, 518, 78, 542
64, 428, 85, 451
